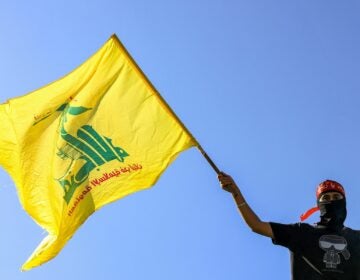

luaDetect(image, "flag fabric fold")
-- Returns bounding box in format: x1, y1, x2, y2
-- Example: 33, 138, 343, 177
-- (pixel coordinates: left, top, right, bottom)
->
0, 35, 197, 270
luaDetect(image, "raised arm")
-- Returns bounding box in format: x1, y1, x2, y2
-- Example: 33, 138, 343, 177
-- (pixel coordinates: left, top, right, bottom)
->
218, 172, 274, 238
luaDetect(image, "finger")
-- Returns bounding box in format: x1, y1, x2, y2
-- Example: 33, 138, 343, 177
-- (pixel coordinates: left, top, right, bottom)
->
218, 173, 230, 181
221, 182, 233, 189
220, 177, 232, 183
222, 184, 233, 192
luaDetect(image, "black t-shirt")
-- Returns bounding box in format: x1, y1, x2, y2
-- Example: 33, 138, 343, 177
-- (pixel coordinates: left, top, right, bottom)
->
270, 222, 360, 280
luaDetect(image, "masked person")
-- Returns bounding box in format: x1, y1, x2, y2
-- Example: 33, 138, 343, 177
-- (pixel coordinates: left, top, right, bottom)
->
218, 172, 360, 280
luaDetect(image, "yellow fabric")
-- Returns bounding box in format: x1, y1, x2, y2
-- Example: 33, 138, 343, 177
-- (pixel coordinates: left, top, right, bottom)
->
0, 35, 197, 270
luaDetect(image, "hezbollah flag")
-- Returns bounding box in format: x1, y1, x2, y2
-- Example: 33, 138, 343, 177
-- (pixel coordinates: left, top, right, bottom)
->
0, 35, 197, 270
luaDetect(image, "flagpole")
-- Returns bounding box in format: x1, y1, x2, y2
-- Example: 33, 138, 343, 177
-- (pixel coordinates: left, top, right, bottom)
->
112, 34, 222, 175
196, 145, 221, 174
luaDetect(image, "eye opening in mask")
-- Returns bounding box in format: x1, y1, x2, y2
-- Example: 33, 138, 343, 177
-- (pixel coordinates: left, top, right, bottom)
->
319, 192, 344, 203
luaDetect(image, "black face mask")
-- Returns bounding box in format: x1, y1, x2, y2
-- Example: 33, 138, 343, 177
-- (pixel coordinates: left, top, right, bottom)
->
317, 198, 347, 230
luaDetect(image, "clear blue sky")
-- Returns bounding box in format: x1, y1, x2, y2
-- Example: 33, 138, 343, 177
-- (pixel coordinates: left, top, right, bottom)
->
0, 1, 360, 279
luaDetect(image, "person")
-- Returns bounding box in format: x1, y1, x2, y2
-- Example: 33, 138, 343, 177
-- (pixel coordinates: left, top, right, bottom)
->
218, 172, 360, 280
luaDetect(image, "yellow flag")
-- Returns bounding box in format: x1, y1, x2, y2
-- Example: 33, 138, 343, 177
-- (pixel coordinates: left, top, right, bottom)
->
0, 35, 197, 270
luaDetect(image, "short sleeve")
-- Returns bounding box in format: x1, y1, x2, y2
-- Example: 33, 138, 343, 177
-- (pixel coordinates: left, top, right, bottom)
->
270, 222, 304, 252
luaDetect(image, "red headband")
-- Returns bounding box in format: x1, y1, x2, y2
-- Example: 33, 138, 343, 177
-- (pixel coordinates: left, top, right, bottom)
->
316, 180, 345, 199
300, 180, 345, 221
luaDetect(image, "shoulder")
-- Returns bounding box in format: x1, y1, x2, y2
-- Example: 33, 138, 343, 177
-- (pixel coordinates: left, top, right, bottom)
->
270, 222, 314, 240
270, 222, 314, 247
343, 226, 360, 233
270, 222, 314, 233
342, 226, 360, 238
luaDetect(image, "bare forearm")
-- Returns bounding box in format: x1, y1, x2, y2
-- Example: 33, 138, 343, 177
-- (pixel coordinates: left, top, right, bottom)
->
231, 190, 272, 236
218, 172, 273, 238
